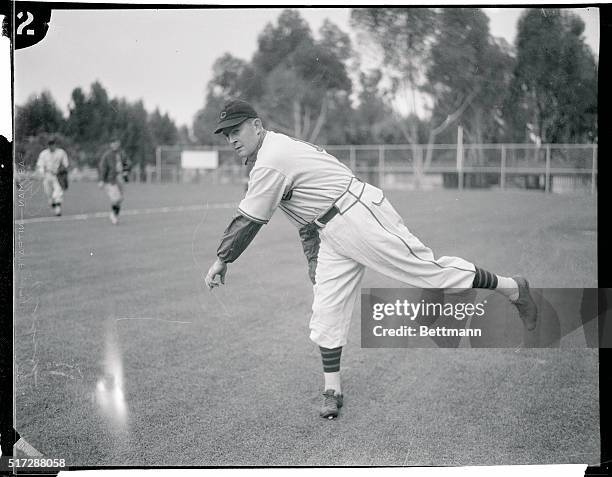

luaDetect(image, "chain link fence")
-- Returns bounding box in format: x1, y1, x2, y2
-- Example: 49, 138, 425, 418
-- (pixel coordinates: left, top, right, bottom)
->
149, 143, 597, 194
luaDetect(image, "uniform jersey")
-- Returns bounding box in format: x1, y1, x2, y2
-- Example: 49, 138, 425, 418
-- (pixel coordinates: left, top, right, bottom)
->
238, 131, 353, 228
36, 148, 68, 175
99, 149, 126, 185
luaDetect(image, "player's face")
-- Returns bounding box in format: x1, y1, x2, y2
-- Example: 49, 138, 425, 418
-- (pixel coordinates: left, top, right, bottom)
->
224, 119, 261, 159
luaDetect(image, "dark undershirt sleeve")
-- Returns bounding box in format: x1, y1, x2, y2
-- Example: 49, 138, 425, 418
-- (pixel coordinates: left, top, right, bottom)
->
216, 212, 264, 263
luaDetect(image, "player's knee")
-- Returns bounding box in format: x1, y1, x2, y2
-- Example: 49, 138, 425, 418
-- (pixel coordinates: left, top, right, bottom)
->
309, 328, 346, 349
309, 313, 347, 349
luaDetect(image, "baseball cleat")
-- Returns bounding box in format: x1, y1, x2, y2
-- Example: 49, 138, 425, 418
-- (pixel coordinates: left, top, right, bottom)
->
110, 212, 118, 225
320, 389, 343, 419
512, 276, 538, 331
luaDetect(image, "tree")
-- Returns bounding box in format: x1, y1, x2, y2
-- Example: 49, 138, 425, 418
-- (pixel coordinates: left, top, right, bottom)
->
111, 98, 154, 175
351, 8, 436, 144
350, 69, 404, 144
14, 91, 69, 169
192, 94, 228, 146
254, 10, 352, 141
192, 53, 259, 145
508, 8, 597, 143
15, 91, 65, 139
149, 108, 179, 146
351, 8, 437, 187
63, 82, 168, 170
425, 8, 515, 171
193, 9, 354, 145
65, 81, 116, 161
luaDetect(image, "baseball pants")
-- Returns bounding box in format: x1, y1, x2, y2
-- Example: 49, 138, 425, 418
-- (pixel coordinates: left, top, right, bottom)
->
104, 182, 123, 205
309, 179, 476, 349
42, 173, 63, 205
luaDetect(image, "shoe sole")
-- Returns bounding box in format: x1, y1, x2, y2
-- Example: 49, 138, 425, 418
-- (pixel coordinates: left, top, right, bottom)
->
513, 276, 538, 331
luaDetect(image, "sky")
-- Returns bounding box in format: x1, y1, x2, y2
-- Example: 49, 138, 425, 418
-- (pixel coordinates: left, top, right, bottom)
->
12, 6, 600, 130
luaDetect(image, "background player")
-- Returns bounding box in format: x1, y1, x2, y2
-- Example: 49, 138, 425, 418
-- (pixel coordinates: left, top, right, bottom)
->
35, 137, 69, 216
204, 100, 538, 420
98, 139, 131, 225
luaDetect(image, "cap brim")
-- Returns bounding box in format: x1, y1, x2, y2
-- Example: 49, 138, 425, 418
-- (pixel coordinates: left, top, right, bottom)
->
214, 117, 249, 134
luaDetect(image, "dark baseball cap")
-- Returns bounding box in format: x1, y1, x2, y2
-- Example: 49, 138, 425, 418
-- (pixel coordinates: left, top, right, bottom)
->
214, 100, 259, 134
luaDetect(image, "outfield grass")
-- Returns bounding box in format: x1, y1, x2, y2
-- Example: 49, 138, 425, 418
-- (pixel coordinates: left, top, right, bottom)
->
13, 181, 598, 466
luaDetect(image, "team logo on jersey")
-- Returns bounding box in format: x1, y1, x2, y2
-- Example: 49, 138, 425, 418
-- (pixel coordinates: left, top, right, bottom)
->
220, 111, 227, 119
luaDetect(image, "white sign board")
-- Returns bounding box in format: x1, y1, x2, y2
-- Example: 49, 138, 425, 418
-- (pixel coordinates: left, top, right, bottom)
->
181, 150, 219, 169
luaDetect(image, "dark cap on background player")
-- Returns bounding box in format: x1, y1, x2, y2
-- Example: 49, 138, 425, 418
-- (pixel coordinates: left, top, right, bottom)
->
214, 100, 259, 134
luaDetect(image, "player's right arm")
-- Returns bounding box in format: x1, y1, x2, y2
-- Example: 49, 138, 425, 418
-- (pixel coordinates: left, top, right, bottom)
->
205, 214, 262, 289
35, 151, 46, 178
98, 151, 108, 187
204, 167, 289, 290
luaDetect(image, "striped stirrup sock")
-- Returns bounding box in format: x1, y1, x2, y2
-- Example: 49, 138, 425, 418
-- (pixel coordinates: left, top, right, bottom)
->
319, 346, 342, 373
472, 266, 499, 289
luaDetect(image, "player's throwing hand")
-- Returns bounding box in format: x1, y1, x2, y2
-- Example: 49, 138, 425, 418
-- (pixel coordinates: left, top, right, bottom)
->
205, 258, 227, 290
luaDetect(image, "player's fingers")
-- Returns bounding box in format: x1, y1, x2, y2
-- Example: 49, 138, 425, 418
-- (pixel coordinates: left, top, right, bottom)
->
206, 274, 224, 290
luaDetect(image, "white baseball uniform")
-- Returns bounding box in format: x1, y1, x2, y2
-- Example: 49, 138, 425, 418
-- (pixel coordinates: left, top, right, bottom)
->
36, 147, 69, 205
239, 131, 477, 348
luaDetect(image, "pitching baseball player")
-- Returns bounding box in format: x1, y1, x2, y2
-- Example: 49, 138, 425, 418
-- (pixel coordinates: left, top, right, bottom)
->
98, 139, 131, 225
35, 138, 69, 216
204, 100, 538, 419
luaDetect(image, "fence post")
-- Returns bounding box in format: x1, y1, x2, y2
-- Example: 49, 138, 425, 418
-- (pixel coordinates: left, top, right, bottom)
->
500, 144, 506, 190
545, 145, 551, 193
350, 146, 356, 173
155, 146, 162, 184
592, 145, 597, 194
457, 126, 464, 191
378, 145, 385, 188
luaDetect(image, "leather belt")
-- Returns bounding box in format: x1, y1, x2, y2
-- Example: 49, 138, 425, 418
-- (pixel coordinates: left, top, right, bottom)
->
314, 205, 340, 228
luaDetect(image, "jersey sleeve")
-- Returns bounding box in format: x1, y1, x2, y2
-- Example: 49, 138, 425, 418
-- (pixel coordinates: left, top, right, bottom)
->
216, 213, 263, 263
238, 167, 289, 224
98, 152, 108, 182
36, 151, 45, 174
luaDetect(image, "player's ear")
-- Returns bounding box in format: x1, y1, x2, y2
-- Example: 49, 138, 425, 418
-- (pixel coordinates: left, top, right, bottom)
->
253, 118, 263, 132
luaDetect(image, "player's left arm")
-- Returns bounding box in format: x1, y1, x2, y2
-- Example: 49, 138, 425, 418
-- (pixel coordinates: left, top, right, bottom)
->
121, 150, 133, 171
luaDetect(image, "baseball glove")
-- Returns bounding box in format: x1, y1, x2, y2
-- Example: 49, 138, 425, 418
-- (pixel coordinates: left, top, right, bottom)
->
57, 164, 69, 190
298, 222, 320, 285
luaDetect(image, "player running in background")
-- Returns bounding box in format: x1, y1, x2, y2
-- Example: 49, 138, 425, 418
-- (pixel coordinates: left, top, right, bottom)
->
36, 138, 69, 216
98, 138, 131, 225
204, 100, 538, 420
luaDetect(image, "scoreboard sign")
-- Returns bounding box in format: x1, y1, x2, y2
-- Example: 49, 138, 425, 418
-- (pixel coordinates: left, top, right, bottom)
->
180, 151, 219, 170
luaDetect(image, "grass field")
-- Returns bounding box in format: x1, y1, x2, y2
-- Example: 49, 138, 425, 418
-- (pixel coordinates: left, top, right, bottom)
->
13, 180, 599, 467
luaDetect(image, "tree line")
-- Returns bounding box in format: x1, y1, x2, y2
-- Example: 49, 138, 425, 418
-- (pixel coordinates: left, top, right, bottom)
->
194, 7, 597, 147
15, 81, 189, 172
16, 7, 597, 172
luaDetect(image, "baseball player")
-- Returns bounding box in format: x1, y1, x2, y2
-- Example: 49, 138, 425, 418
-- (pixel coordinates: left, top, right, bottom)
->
35, 138, 69, 216
204, 100, 538, 420
98, 139, 131, 225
